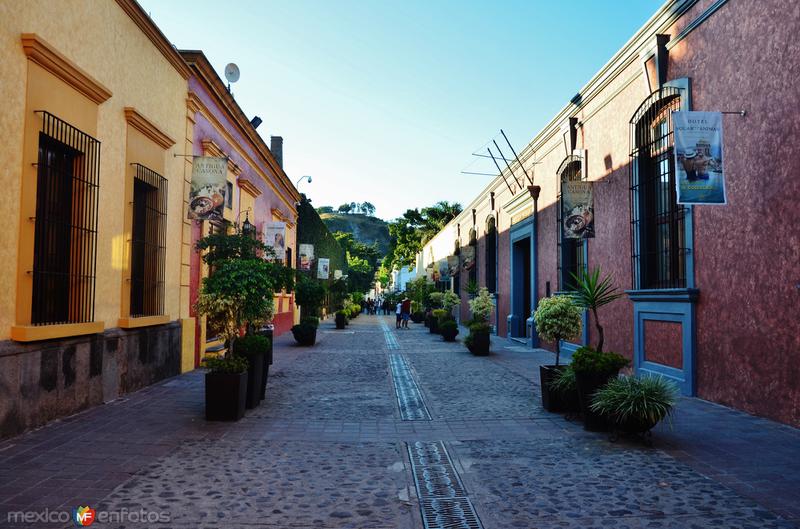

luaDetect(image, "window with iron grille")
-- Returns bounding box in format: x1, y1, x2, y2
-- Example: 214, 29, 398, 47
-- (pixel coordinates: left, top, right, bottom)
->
31, 112, 100, 325
629, 87, 687, 289
485, 216, 497, 293
225, 181, 233, 209
130, 164, 168, 317
468, 229, 477, 287
556, 156, 586, 290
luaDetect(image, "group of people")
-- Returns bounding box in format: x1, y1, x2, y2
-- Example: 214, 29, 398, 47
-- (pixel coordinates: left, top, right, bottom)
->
355, 296, 413, 329
395, 297, 411, 329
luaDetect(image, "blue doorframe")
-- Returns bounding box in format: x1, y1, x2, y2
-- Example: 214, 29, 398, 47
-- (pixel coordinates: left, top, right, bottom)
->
508, 216, 537, 345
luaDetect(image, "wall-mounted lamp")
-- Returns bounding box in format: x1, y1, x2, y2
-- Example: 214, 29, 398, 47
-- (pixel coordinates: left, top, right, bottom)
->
295, 175, 312, 188
241, 212, 256, 239
250, 116, 262, 129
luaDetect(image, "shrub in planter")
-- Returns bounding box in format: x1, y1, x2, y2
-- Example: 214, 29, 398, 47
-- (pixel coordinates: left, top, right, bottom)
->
439, 320, 459, 342
255, 327, 273, 400
430, 309, 447, 334
572, 346, 629, 431
532, 295, 582, 412
233, 335, 269, 409
292, 316, 319, 346
204, 355, 248, 421
590, 375, 677, 440
411, 311, 425, 323
549, 365, 580, 413
465, 322, 491, 355
335, 310, 348, 329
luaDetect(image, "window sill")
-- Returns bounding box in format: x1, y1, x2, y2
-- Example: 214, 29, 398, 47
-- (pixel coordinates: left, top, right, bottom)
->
625, 288, 699, 303
11, 321, 105, 342
118, 315, 171, 329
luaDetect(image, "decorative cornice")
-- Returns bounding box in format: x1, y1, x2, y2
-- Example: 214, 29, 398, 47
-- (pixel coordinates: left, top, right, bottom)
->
201, 138, 224, 157
124, 107, 175, 149
20, 34, 112, 104
271, 208, 289, 222
237, 177, 262, 198
114, 0, 191, 80
180, 50, 301, 203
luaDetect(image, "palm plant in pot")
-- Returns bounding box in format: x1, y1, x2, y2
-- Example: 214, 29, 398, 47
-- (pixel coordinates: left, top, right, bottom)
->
532, 295, 582, 412
466, 287, 493, 355
569, 267, 628, 431
590, 375, 677, 443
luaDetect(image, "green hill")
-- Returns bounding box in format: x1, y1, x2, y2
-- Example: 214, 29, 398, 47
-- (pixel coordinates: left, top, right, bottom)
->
319, 212, 391, 255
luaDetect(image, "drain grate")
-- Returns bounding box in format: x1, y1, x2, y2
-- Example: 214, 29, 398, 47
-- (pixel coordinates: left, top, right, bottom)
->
420, 498, 483, 529
389, 354, 431, 420
407, 441, 483, 529
407, 441, 467, 498
379, 319, 400, 350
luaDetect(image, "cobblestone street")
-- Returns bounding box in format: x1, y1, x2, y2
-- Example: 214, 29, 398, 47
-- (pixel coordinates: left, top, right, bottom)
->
1, 315, 799, 528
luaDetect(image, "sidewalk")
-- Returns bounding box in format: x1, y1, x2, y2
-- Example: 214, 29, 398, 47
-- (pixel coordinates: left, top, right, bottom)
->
0, 315, 797, 528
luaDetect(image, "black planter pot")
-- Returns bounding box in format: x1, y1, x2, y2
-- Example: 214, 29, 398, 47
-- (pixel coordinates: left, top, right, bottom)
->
429, 319, 439, 334
292, 325, 317, 346
245, 352, 264, 409
335, 314, 347, 329
575, 370, 618, 431
469, 331, 490, 356
540, 365, 577, 412
441, 328, 458, 342
424, 315, 431, 328
205, 371, 247, 421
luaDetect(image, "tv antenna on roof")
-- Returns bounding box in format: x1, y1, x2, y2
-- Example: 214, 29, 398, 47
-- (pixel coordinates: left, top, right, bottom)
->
224, 63, 240, 93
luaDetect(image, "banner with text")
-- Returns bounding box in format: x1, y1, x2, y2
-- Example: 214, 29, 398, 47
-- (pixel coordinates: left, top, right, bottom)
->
264, 222, 286, 260
188, 156, 227, 221
298, 244, 315, 270
317, 258, 330, 280
561, 181, 595, 239
673, 111, 726, 205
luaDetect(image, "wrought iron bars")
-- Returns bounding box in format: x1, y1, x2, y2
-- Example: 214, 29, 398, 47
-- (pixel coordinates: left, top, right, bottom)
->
130, 163, 168, 317
31, 111, 100, 325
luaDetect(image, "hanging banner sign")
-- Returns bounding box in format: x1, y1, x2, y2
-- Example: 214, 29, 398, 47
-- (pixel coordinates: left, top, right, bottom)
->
437, 259, 450, 282
561, 181, 595, 239
334, 269, 342, 280
673, 111, 727, 205
461, 246, 475, 271
298, 244, 315, 271
188, 156, 227, 221
263, 221, 286, 260
317, 258, 330, 280
447, 255, 460, 277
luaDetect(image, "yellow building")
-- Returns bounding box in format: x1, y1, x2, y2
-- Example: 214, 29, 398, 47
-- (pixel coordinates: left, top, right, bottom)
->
0, 0, 195, 438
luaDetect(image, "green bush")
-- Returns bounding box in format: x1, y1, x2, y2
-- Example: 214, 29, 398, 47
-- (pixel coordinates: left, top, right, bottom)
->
439, 320, 459, 341
233, 335, 270, 358
571, 346, 629, 376
301, 316, 320, 328
204, 355, 248, 374
468, 287, 494, 323
590, 375, 678, 427
296, 275, 327, 319
533, 295, 582, 365
550, 365, 577, 393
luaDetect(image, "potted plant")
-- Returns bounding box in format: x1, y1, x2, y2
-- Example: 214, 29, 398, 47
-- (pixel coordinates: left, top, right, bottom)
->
233, 335, 269, 409
532, 295, 582, 412
590, 375, 678, 442
549, 365, 580, 413
335, 310, 348, 329
439, 320, 459, 341
568, 267, 628, 430
204, 355, 248, 421
466, 287, 494, 355
571, 346, 629, 430
430, 309, 446, 334
292, 316, 319, 346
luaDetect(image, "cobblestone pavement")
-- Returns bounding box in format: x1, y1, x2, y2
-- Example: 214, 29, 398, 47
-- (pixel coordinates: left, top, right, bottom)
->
0, 315, 798, 528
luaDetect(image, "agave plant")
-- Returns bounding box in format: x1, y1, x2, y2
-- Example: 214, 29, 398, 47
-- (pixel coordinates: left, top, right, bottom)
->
570, 267, 623, 353
590, 375, 678, 430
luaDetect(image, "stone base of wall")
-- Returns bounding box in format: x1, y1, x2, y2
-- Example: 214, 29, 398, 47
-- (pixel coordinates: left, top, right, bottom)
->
0, 322, 181, 439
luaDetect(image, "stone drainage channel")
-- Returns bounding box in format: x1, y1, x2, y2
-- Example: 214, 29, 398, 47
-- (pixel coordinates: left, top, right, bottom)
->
382, 319, 484, 529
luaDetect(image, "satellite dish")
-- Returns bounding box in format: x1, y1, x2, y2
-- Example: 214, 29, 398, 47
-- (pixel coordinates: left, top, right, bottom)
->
224, 63, 240, 83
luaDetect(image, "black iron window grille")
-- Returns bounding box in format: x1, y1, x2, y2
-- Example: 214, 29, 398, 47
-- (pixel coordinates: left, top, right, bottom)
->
468, 229, 477, 287
629, 87, 686, 290
130, 164, 168, 317
556, 156, 586, 290
31, 111, 100, 326
485, 217, 497, 293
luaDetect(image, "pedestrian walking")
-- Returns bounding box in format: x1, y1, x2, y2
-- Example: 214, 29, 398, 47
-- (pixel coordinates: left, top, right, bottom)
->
401, 297, 411, 329
395, 301, 403, 329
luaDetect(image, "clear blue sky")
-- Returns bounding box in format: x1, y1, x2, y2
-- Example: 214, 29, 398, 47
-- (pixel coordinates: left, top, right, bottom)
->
139, 0, 662, 220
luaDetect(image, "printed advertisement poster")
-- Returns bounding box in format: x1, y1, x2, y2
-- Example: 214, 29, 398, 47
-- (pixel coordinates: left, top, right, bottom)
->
317, 258, 330, 280
460, 246, 475, 271
188, 156, 227, 221
673, 111, 727, 205
263, 221, 286, 260
298, 244, 314, 270
561, 181, 595, 239
437, 259, 450, 283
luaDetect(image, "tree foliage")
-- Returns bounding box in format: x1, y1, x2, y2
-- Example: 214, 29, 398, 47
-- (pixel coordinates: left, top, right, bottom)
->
386, 201, 462, 268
